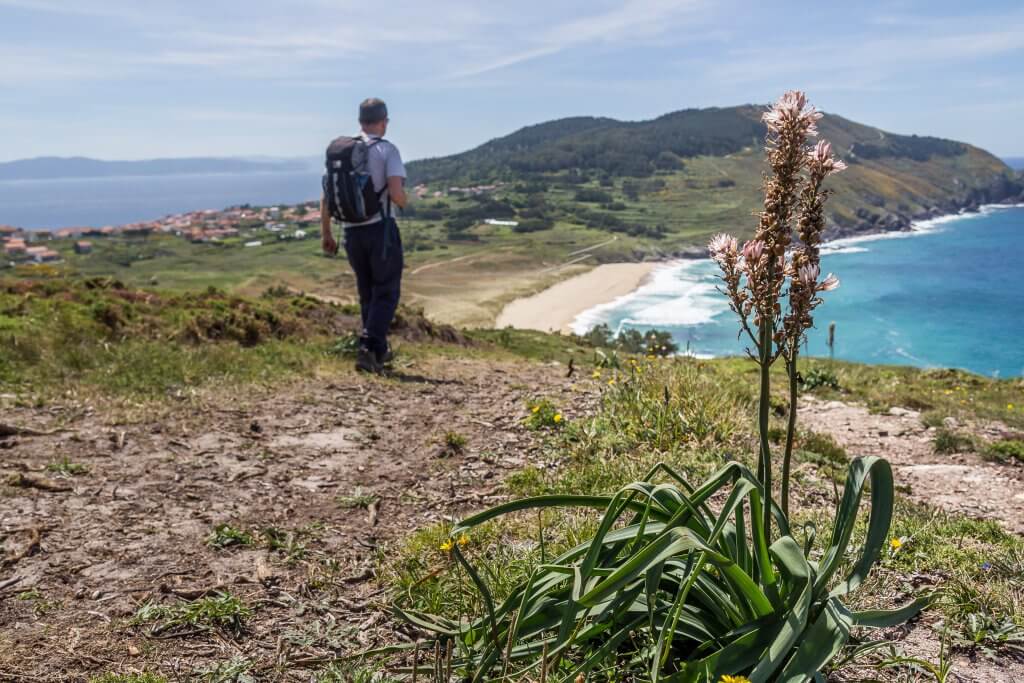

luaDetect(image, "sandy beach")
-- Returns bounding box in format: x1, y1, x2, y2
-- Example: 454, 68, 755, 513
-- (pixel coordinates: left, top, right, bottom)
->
495, 262, 659, 333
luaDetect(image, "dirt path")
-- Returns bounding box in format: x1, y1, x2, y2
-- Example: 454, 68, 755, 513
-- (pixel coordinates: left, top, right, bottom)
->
0, 356, 580, 681
801, 395, 1024, 683
800, 395, 1024, 534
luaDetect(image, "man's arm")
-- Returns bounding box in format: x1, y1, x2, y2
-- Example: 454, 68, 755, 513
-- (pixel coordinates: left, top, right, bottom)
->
320, 195, 337, 255
387, 176, 407, 209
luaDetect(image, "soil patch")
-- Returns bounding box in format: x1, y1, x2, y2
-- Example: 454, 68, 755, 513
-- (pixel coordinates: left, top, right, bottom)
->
0, 356, 582, 680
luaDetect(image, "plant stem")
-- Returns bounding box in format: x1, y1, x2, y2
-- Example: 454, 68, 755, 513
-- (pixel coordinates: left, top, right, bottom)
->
782, 355, 799, 518
757, 317, 774, 543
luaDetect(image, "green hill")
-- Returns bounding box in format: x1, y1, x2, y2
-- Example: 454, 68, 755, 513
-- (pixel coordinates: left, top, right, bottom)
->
408, 105, 1022, 240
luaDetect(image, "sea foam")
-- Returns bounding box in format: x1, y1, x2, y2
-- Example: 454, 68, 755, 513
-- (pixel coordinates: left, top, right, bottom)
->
571, 260, 729, 335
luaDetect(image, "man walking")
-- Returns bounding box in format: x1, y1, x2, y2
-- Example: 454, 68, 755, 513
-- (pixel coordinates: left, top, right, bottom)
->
321, 98, 407, 374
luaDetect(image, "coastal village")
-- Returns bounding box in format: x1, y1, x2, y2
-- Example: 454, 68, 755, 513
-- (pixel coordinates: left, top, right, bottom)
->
0, 203, 323, 267
0, 182, 506, 268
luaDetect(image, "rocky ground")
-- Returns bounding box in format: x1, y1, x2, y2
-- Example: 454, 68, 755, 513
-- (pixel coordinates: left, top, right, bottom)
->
801, 396, 1024, 535
802, 396, 1024, 683
0, 356, 583, 681
1, 362, 1021, 681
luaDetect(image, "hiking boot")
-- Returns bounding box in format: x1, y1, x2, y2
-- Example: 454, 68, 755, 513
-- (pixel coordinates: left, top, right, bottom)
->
355, 346, 383, 374
377, 344, 394, 365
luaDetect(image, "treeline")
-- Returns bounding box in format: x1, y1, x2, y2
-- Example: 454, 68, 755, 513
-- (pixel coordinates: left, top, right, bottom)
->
851, 134, 966, 162
407, 107, 765, 184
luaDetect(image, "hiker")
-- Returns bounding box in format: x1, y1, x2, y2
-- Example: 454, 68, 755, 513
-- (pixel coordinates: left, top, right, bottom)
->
321, 97, 408, 374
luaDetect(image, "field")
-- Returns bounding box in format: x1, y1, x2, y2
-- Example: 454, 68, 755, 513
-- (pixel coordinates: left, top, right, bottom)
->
1, 277, 1023, 681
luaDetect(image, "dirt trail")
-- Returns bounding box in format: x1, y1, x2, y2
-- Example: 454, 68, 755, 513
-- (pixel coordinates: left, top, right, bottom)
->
800, 395, 1024, 534
802, 395, 1024, 683
0, 357, 580, 681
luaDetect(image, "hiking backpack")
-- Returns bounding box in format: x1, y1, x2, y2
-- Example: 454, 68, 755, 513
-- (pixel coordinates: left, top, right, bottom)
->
323, 136, 388, 223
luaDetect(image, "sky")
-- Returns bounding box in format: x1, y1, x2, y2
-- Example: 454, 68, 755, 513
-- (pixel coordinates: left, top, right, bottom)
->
2, 0, 1023, 163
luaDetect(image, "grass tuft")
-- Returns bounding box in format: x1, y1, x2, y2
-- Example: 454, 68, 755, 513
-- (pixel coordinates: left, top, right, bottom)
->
45, 457, 89, 476
132, 592, 251, 637
933, 427, 976, 454
206, 523, 255, 549
336, 489, 380, 509
443, 430, 468, 453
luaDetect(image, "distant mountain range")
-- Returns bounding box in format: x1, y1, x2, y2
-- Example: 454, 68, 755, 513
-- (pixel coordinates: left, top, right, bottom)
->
408, 106, 1022, 239
0, 156, 317, 181
1004, 157, 1024, 171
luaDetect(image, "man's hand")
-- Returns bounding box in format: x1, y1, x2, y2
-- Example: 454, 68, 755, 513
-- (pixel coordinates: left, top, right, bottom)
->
322, 231, 338, 256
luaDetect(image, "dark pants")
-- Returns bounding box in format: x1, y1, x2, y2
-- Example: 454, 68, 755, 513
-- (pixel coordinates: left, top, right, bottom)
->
343, 218, 403, 355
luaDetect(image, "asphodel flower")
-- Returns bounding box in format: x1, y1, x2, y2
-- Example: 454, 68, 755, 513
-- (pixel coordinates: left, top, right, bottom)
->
818, 273, 840, 292
708, 233, 738, 264
742, 239, 765, 263
808, 140, 848, 175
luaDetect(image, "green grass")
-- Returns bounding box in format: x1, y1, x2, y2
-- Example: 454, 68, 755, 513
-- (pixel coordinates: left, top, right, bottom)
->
336, 489, 380, 509
206, 523, 255, 549
132, 592, 251, 637
45, 457, 89, 476
89, 675, 169, 683
443, 430, 467, 453
523, 397, 565, 430
986, 438, 1024, 464
933, 427, 976, 454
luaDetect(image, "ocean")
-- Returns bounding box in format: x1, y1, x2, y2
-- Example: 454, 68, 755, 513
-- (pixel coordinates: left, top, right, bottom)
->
572, 205, 1024, 378
0, 170, 324, 229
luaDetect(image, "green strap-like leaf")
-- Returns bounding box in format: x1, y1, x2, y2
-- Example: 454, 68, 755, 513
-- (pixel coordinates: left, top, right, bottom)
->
748, 536, 814, 683
776, 596, 853, 682
851, 594, 932, 628
815, 456, 894, 597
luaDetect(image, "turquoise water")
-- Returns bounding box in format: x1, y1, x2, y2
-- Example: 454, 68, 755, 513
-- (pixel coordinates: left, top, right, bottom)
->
572, 206, 1024, 377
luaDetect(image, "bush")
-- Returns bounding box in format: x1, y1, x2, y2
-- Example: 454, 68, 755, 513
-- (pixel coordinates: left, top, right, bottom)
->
513, 218, 554, 233
574, 188, 614, 203
801, 367, 840, 391
578, 324, 678, 357
986, 439, 1024, 463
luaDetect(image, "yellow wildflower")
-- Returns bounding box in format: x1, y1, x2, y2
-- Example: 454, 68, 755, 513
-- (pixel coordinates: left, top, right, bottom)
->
647, 355, 657, 361
719, 676, 752, 683
531, 405, 540, 414
591, 370, 601, 379
457, 533, 470, 547
607, 378, 616, 386
553, 413, 563, 423
1008, 403, 1015, 411
440, 539, 454, 552
890, 537, 902, 551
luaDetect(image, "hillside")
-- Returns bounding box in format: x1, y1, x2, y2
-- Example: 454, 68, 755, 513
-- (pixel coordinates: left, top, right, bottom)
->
10, 104, 1022, 330
1, 276, 1023, 680
408, 105, 1022, 240
0, 156, 312, 181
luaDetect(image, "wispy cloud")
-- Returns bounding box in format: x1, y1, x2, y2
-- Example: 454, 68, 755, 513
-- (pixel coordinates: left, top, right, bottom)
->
442, 0, 710, 80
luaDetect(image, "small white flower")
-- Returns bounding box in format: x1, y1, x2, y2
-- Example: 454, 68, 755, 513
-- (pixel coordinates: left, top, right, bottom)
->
708, 233, 739, 265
